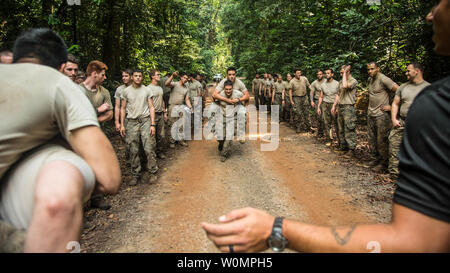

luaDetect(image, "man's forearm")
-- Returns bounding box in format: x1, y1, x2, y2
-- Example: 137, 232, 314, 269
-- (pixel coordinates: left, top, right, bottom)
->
283, 220, 396, 253
115, 99, 120, 125
98, 110, 113, 123
391, 103, 399, 122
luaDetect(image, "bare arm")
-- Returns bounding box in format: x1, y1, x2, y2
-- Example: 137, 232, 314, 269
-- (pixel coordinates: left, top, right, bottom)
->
114, 98, 121, 130
202, 204, 450, 253
148, 97, 156, 136
120, 99, 127, 137
69, 126, 121, 195
391, 95, 401, 127
98, 110, 113, 123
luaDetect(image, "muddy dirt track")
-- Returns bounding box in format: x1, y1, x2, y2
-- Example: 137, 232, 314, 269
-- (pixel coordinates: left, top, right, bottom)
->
80, 95, 395, 253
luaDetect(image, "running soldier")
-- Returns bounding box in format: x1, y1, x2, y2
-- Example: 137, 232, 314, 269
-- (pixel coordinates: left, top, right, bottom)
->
332, 65, 359, 157
148, 69, 169, 159
217, 80, 244, 162
272, 74, 285, 121
289, 68, 311, 133
388, 62, 430, 179
367, 62, 399, 173
165, 71, 193, 148
187, 73, 203, 132
310, 69, 325, 137
120, 69, 158, 186
317, 69, 339, 146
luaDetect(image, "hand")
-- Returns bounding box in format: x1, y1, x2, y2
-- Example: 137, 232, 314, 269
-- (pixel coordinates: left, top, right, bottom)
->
201, 207, 275, 253
344, 65, 351, 73
311, 101, 315, 108
164, 112, 168, 122
115, 122, 121, 132
392, 119, 401, 128
381, 105, 391, 112
98, 103, 110, 114
317, 108, 321, 116
120, 125, 126, 137
331, 106, 336, 115
150, 126, 156, 136
290, 101, 295, 106
172, 71, 179, 77
282, 100, 285, 106
231, 98, 240, 105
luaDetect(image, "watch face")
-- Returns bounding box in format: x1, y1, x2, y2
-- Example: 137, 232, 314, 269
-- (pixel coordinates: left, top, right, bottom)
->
268, 236, 286, 252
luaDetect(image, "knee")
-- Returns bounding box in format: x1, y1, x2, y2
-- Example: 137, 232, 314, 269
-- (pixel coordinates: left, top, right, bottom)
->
34, 161, 83, 218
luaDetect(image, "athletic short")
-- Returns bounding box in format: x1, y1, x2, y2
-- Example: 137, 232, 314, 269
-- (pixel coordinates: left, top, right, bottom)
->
0, 144, 96, 229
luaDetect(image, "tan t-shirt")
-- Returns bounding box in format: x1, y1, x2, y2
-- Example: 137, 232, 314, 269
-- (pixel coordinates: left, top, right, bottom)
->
283, 81, 292, 93
274, 81, 284, 94
121, 85, 152, 119
218, 90, 244, 118
367, 73, 396, 117
310, 79, 325, 100
216, 78, 247, 93
114, 84, 126, 99
291, 76, 310, 97
147, 83, 165, 113
0, 63, 99, 180
79, 83, 112, 111
168, 81, 189, 105
396, 80, 430, 118
252, 78, 262, 92
338, 76, 358, 105
321, 79, 339, 103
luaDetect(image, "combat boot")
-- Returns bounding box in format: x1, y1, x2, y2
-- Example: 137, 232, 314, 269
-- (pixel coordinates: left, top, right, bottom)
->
179, 141, 188, 147
158, 153, 166, 159
90, 194, 111, 210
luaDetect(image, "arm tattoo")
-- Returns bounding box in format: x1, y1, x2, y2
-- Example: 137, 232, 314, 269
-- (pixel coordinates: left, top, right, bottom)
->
331, 225, 357, 245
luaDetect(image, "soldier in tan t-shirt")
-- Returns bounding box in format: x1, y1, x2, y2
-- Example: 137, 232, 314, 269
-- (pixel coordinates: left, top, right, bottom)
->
366, 62, 399, 172
388, 62, 430, 179
114, 69, 132, 132
289, 69, 311, 133
121, 70, 158, 185
165, 71, 193, 148
0, 28, 120, 252
317, 69, 339, 145
309, 70, 325, 137
79, 60, 113, 124
252, 73, 262, 110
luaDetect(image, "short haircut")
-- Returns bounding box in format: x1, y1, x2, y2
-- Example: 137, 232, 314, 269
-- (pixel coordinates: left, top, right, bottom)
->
67, 53, 79, 65
179, 71, 188, 77
149, 69, 159, 78
13, 28, 68, 69
0, 50, 13, 57
293, 68, 302, 73
227, 67, 237, 74
317, 69, 323, 73
224, 80, 234, 88
132, 69, 143, 75
122, 68, 133, 76
368, 61, 379, 67
326, 68, 334, 74
408, 62, 424, 73
86, 60, 108, 76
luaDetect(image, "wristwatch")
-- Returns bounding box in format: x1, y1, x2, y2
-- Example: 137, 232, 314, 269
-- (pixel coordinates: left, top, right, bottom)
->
266, 217, 288, 252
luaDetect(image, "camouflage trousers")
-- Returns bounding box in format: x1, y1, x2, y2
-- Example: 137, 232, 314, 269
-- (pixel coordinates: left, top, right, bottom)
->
272, 93, 283, 122
254, 91, 261, 110
337, 104, 357, 150
321, 102, 338, 142
154, 112, 165, 153
292, 95, 310, 132
367, 112, 392, 166
126, 117, 158, 178
217, 116, 237, 157
311, 99, 324, 136
388, 120, 405, 177
283, 99, 292, 123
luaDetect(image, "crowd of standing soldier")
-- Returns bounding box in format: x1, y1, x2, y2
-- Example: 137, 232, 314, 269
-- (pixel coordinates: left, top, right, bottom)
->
251, 62, 430, 180
60, 55, 209, 208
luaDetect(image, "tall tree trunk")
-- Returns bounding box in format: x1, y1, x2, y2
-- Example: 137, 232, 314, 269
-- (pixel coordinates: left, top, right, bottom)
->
102, 0, 122, 80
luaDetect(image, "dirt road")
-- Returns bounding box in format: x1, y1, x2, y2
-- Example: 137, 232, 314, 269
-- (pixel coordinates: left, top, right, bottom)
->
81, 103, 395, 253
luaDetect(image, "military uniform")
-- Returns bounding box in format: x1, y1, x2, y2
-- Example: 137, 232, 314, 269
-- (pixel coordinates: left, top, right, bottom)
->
187, 79, 203, 132
167, 81, 189, 145
388, 80, 430, 177
217, 90, 244, 160
367, 73, 396, 168
147, 83, 167, 155
291, 76, 311, 132
79, 82, 113, 116
337, 76, 359, 151
283, 80, 293, 124
122, 85, 158, 179
272, 81, 285, 121
252, 77, 263, 110
320, 79, 339, 143
310, 79, 325, 136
